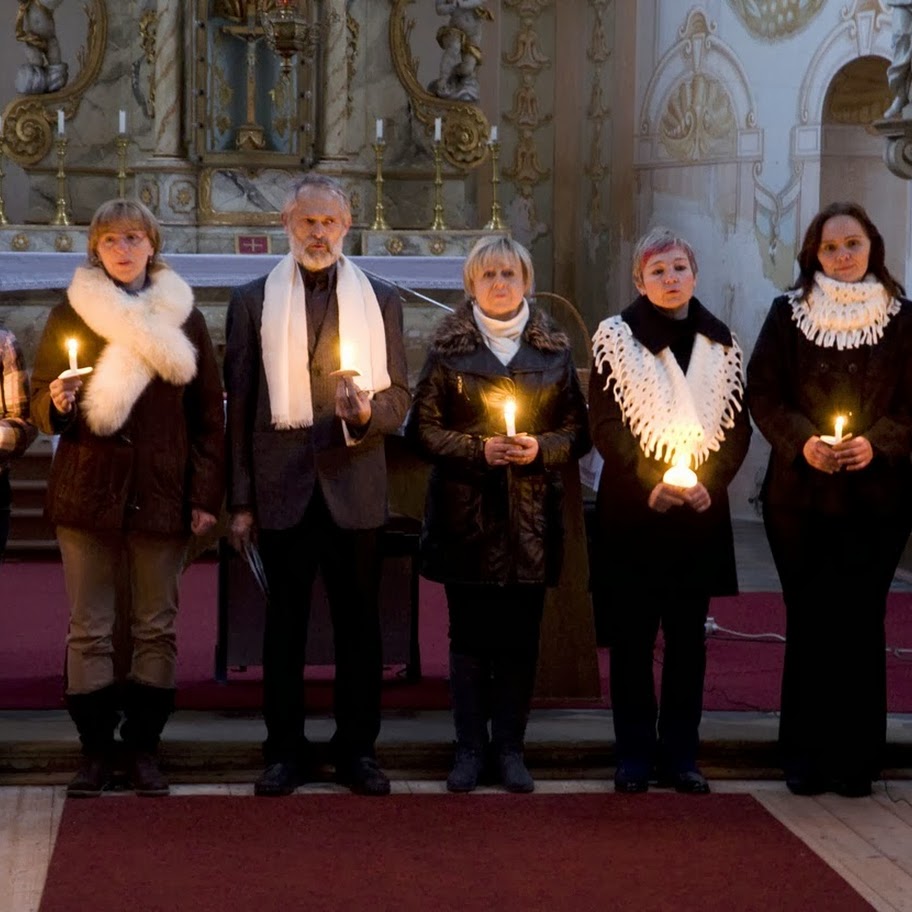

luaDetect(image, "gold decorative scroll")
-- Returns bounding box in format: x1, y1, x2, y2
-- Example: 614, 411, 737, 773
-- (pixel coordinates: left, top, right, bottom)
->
726, 0, 825, 40
389, 0, 490, 169
660, 74, 736, 161
2, 0, 108, 167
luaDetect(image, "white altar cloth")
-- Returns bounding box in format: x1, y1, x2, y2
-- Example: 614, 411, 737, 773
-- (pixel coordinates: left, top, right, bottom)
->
0, 253, 465, 293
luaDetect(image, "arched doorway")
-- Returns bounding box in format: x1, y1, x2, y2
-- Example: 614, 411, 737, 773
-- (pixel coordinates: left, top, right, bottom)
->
820, 56, 909, 284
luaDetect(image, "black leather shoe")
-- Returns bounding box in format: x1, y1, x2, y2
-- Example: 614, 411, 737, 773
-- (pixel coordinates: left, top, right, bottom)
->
657, 769, 710, 794
614, 764, 649, 794
498, 750, 535, 794
255, 761, 301, 797
337, 757, 391, 796
832, 776, 872, 798
785, 775, 827, 796
129, 751, 170, 797
447, 747, 485, 793
67, 753, 112, 798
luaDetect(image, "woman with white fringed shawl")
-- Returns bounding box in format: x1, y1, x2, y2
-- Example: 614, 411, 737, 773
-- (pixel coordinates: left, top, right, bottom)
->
748, 201, 912, 799
589, 227, 751, 796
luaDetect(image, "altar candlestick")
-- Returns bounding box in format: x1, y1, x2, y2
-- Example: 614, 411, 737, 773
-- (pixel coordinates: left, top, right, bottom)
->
66, 338, 78, 372
490, 125, 498, 144
57, 109, 64, 136
434, 117, 442, 143
119, 110, 126, 134
375, 118, 383, 141
503, 398, 517, 437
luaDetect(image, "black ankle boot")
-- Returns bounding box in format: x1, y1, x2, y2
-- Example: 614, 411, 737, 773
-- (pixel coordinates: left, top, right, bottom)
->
447, 746, 485, 793
498, 750, 534, 793
67, 752, 112, 798
128, 750, 170, 797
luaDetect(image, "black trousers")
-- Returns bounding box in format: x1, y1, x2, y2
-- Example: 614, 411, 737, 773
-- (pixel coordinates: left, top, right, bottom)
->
258, 486, 383, 765
606, 593, 710, 775
764, 507, 909, 781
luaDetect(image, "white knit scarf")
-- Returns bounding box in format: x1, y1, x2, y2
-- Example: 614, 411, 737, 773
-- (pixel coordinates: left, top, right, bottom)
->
261, 253, 391, 436
592, 315, 744, 468
789, 272, 899, 350
67, 266, 198, 437
472, 298, 530, 365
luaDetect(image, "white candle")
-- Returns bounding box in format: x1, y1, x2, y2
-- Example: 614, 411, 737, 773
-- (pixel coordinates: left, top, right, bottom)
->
834, 415, 846, 444
375, 118, 383, 141
503, 398, 517, 437
663, 457, 697, 489
119, 110, 126, 134
490, 125, 498, 143
340, 341, 355, 372
57, 109, 65, 136
66, 338, 78, 372
434, 117, 442, 143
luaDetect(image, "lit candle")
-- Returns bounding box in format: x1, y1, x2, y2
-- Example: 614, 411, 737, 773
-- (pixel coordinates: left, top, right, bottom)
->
66, 338, 78, 372
834, 415, 846, 444
434, 117, 442, 143
503, 398, 517, 437
340, 341, 355, 372
663, 457, 697, 489
490, 125, 498, 144
57, 109, 65, 136
375, 118, 383, 141
119, 109, 126, 134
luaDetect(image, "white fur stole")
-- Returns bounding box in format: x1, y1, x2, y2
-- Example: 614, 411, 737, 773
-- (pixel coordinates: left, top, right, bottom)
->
68, 266, 198, 437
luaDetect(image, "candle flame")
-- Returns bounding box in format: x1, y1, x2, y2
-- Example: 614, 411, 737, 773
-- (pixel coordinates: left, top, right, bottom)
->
66, 338, 77, 357
662, 454, 698, 488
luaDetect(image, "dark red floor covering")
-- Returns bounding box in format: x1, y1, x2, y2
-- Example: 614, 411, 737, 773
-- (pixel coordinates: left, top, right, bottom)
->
2, 560, 911, 712
38, 794, 872, 912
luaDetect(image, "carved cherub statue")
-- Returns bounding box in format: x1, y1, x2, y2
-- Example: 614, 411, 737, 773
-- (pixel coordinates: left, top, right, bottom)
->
886, 1, 912, 118
429, 0, 493, 103
15, 0, 68, 95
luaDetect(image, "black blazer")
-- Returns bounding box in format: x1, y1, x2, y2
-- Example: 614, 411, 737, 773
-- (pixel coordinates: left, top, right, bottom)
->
224, 268, 410, 531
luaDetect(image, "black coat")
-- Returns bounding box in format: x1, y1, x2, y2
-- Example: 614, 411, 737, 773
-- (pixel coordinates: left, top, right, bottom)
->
747, 293, 912, 517
588, 297, 751, 597
224, 269, 410, 531
407, 303, 590, 586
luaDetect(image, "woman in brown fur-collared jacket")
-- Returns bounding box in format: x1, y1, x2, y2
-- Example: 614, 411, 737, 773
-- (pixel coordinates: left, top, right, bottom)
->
407, 236, 589, 795
30, 200, 224, 799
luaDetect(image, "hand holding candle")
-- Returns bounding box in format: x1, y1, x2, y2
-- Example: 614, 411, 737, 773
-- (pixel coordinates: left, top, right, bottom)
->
662, 457, 697, 489
58, 337, 93, 380
820, 414, 849, 446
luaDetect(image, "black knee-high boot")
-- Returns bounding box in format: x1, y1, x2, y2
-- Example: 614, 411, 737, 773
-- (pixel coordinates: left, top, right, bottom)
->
121, 681, 175, 797
65, 685, 120, 798
447, 651, 490, 793
491, 651, 537, 794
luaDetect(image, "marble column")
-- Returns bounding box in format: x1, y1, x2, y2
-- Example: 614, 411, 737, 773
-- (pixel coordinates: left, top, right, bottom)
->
319, 0, 349, 162
154, 0, 183, 157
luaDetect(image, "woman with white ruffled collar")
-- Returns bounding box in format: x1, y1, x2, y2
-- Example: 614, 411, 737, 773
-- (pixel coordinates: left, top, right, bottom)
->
589, 228, 751, 795
30, 200, 225, 799
748, 201, 912, 798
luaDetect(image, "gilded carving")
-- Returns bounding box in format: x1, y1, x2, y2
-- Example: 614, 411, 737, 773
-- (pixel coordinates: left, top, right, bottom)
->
345, 13, 359, 119
54, 232, 73, 252
169, 182, 196, 213
139, 182, 159, 210
389, 0, 490, 169
660, 74, 737, 161
726, 0, 825, 40
429, 237, 447, 255
11, 233, 30, 251
2, 0, 108, 167
386, 236, 405, 255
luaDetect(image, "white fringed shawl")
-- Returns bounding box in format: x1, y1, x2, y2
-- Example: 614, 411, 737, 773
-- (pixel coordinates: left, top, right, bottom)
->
592, 315, 744, 468
789, 272, 899, 350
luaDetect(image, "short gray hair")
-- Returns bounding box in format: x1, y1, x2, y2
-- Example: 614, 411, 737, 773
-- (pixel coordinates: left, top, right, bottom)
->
281, 174, 352, 221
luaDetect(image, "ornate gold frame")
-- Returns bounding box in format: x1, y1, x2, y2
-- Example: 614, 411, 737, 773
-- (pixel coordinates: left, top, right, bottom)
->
1, 0, 108, 167
389, 0, 490, 170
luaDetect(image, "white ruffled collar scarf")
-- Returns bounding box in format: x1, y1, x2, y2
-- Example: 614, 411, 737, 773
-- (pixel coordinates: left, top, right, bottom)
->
789, 272, 899, 350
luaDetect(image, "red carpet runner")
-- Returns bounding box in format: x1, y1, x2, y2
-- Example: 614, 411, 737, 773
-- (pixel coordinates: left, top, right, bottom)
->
2, 560, 911, 712
38, 793, 872, 912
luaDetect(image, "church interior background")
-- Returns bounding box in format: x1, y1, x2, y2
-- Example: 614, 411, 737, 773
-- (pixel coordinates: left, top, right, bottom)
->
0, 0, 908, 515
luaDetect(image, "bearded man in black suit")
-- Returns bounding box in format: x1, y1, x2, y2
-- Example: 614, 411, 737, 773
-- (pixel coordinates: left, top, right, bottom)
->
224, 174, 410, 796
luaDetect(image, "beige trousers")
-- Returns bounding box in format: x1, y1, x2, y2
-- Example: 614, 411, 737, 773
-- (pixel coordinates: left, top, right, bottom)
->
57, 525, 187, 694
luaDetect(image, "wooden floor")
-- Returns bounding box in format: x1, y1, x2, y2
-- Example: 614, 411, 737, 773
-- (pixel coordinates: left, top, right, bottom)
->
2, 780, 911, 912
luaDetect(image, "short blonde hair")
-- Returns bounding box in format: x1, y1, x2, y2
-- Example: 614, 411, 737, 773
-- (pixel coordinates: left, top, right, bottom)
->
463, 236, 534, 298
632, 227, 698, 288
87, 199, 163, 271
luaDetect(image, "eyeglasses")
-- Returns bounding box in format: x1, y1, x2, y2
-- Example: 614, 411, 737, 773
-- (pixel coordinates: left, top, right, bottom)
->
97, 232, 148, 251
